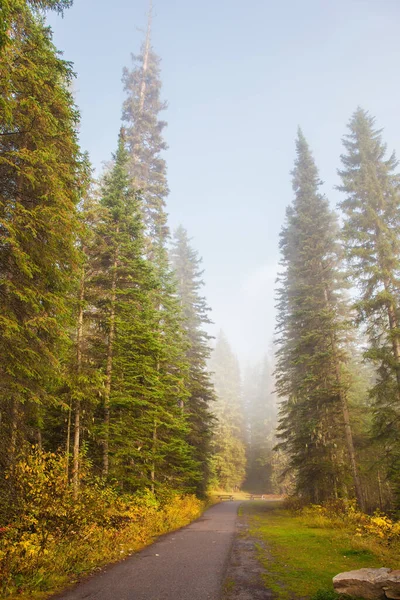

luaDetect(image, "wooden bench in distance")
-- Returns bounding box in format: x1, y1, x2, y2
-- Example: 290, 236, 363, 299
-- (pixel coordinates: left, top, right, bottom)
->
218, 494, 234, 501
250, 494, 266, 500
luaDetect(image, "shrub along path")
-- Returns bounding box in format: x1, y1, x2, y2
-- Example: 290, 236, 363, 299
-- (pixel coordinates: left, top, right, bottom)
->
52, 501, 241, 600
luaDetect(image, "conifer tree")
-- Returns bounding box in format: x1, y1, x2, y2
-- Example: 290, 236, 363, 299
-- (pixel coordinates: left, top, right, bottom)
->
0, 0, 87, 466
338, 109, 400, 503
275, 130, 363, 506
88, 130, 154, 483
85, 132, 196, 493
210, 332, 246, 490
0, 0, 72, 51
121, 9, 200, 492
66, 190, 105, 494
122, 2, 169, 250
170, 225, 215, 495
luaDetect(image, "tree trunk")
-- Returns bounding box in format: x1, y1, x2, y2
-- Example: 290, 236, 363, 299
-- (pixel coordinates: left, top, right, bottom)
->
66, 401, 71, 481
130, 0, 152, 173
322, 286, 365, 511
377, 469, 383, 511
103, 235, 119, 477
139, 0, 152, 112
336, 369, 366, 511
151, 419, 157, 493
72, 268, 85, 498
382, 277, 400, 389
375, 224, 400, 390
10, 398, 18, 468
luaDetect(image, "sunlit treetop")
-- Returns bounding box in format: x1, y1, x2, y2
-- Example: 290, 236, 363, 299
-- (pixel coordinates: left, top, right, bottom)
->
1, 0, 73, 50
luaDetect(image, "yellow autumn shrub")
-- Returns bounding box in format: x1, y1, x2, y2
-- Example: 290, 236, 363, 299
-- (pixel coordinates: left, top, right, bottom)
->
295, 497, 400, 546
0, 450, 204, 599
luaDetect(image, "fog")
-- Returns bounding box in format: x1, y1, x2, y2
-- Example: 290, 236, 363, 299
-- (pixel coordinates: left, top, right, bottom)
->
48, 0, 400, 363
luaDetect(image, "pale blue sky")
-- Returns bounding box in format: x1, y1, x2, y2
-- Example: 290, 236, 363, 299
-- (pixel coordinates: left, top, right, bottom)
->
48, 0, 400, 361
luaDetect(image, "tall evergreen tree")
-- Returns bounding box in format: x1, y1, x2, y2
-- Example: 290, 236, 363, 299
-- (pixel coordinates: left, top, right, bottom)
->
122, 2, 169, 250
66, 189, 104, 494
275, 130, 363, 506
121, 10, 200, 493
338, 109, 400, 503
209, 332, 246, 490
0, 0, 87, 466
85, 132, 196, 493
170, 225, 215, 495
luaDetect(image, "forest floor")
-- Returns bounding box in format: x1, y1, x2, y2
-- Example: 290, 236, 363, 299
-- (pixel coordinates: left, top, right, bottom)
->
224, 501, 399, 600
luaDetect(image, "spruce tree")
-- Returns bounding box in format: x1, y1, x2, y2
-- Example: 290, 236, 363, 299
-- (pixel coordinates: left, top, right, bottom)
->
86, 132, 196, 493
0, 0, 72, 51
170, 225, 215, 495
338, 109, 400, 503
122, 4, 169, 250
275, 130, 363, 506
209, 332, 246, 490
0, 1, 87, 466
121, 11, 199, 493
66, 189, 104, 494
87, 129, 154, 484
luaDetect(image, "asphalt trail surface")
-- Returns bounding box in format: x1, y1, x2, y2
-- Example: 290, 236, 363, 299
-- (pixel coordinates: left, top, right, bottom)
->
53, 501, 240, 600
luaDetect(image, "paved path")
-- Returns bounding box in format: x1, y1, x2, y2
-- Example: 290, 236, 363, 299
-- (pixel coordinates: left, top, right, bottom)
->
53, 501, 240, 600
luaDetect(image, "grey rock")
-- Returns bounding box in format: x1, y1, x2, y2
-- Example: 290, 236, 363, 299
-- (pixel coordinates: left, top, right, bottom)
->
333, 568, 391, 600
382, 570, 400, 600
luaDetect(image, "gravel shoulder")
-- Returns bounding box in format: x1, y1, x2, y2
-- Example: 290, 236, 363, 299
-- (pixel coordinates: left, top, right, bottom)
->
222, 505, 273, 600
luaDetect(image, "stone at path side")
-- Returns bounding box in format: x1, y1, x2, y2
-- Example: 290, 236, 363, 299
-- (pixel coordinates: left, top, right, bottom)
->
333, 568, 400, 600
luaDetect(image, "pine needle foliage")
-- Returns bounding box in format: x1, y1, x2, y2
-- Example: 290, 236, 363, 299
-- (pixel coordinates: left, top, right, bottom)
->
338, 108, 400, 503
170, 225, 215, 495
275, 130, 359, 503
0, 1, 87, 465
122, 26, 169, 250
85, 132, 196, 494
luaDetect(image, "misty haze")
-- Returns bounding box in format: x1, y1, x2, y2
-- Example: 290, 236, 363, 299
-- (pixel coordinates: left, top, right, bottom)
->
1, 1, 400, 599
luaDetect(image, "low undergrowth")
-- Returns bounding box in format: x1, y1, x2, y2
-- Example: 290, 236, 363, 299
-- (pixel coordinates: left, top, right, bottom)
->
245, 500, 400, 600
0, 450, 204, 599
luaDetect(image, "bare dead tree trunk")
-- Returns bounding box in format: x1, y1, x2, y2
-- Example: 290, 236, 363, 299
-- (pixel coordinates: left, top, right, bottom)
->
130, 0, 153, 179
103, 232, 119, 477
72, 268, 85, 498
139, 0, 153, 113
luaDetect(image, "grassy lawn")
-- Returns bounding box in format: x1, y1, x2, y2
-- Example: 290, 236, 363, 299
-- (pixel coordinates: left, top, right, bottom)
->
244, 501, 399, 600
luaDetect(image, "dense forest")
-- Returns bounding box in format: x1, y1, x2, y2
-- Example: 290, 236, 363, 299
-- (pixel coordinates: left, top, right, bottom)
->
0, 0, 276, 507
1, 0, 400, 596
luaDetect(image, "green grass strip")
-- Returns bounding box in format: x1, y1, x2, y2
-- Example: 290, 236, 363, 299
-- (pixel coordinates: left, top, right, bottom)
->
245, 501, 399, 600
